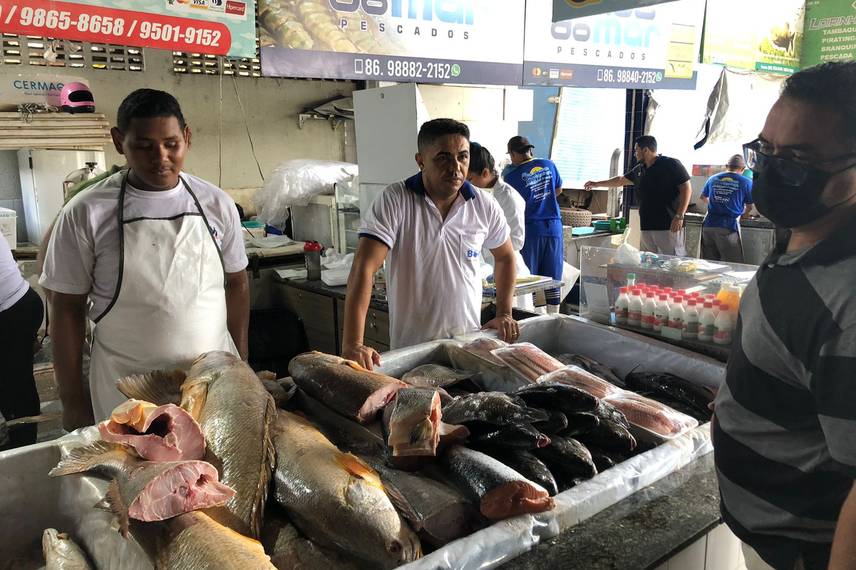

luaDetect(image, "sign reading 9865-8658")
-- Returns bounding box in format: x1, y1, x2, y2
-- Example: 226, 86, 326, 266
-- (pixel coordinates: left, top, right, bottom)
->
0, 0, 257, 58
260, 0, 525, 85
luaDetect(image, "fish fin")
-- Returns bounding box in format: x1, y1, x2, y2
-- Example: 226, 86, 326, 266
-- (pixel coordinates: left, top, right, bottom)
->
49, 441, 126, 477
337, 453, 384, 491
116, 369, 185, 406
95, 479, 130, 538
250, 394, 277, 538
410, 418, 435, 443
381, 481, 423, 531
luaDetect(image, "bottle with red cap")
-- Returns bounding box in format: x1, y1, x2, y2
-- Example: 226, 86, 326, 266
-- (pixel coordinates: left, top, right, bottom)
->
714, 304, 733, 345
615, 287, 630, 325
654, 294, 669, 332
641, 292, 657, 330
304, 241, 323, 281
699, 302, 716, 342
628, 288, 643, 327
684, 300, 700, 339
668, 296, 686, 331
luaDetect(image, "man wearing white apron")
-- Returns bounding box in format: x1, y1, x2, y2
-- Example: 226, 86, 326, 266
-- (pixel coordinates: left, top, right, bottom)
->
41, 89, 249, 429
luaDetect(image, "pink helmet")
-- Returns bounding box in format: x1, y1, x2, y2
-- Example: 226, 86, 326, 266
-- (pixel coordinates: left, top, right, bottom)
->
60, 82, 95, 113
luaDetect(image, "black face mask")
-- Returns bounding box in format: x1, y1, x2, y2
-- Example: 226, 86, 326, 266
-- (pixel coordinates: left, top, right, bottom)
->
744, 139, 856, 228
752, 164, 836, 229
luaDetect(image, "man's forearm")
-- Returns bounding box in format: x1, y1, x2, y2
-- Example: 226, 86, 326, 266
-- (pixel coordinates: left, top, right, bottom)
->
493, 255, 516, 316
226, 272, 250, 360
676, 183, 692, 216
50, 301, 87, 410
829, 483, 856, 568
342, 267, 373, 349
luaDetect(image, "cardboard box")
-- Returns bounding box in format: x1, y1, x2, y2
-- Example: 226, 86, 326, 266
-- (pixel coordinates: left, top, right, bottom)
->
0, 207, 16, 250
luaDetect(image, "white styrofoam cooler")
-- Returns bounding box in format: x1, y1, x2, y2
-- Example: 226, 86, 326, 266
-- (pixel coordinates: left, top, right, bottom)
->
0, 206, 16, 249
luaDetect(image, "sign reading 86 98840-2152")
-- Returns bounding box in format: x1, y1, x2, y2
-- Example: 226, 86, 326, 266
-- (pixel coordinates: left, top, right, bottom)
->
0, 0, 257, 59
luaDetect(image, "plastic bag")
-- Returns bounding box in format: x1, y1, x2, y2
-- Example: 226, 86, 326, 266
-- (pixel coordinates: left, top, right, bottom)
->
602, 392, 698, 442
253, 160, 358, 229
321, 248, 354, 271
536, 365, 622, 399
490, 343, 564, 382
615, 240, 642, 266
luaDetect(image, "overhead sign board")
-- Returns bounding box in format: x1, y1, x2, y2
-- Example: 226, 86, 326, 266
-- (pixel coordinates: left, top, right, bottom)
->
552, 0, 678, 22
802, 0, 856, 68
260, 0, 525, 85
525, 0, 705, 89
0, 0, 257, 58
702, 0, 804, 75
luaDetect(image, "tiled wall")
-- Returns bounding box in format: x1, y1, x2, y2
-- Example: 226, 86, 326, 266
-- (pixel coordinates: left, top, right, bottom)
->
655, 524, 747, 570
0, 149, 24, 242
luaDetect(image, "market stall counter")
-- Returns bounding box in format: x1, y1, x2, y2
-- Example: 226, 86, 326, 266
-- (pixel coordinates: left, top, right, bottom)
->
0, 315, 723, 569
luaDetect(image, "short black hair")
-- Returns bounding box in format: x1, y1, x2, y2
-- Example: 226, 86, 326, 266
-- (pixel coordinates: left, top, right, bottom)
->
468, 141, 495, 175
116, 89, 187, 132
782, 62, 856, 143
417, 118, 469, 152
635, 135, 657, 152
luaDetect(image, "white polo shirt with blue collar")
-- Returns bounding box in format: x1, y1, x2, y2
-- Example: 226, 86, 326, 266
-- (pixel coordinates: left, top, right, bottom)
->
360, 173, 510, 349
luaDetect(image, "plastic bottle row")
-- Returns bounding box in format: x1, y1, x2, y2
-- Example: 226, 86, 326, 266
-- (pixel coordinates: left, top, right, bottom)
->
613, 280, 738, 345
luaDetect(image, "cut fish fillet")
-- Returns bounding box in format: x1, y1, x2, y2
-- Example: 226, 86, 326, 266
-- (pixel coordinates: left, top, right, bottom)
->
99, 399, 205, 461
129, 461, 235, 522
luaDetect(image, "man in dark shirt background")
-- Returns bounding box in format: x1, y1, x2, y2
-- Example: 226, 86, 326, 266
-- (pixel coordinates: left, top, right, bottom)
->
585, 136, 692, 256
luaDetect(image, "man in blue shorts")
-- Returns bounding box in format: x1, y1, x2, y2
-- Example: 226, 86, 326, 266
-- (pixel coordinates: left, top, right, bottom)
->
503, 136, 564, 313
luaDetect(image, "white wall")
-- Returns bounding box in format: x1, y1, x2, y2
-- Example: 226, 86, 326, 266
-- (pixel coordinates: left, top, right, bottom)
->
75, 49, 355, 188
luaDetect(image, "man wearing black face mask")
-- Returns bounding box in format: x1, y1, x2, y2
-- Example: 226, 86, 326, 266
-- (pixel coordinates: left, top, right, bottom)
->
713, 61, 856, 570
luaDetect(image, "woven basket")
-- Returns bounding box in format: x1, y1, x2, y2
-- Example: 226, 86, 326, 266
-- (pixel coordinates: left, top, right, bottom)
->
560, 207, 593, 227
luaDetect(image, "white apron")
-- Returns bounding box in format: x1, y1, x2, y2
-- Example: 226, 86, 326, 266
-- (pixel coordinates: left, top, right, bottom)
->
88, 172, 237, 420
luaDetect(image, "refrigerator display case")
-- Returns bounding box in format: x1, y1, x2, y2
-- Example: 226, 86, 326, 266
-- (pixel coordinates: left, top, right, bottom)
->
578, 245, 758, 361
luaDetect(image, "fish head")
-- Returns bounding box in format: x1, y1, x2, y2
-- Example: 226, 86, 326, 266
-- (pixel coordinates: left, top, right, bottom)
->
344, 478, 422, 567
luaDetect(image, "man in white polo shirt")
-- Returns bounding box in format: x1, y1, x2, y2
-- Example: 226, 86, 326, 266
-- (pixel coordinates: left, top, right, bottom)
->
342, 118, 518, 369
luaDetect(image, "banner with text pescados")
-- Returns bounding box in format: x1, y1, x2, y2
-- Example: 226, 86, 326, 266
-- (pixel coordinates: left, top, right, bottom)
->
0, 0, 257, 58
259, 0, 526, 85
525, 0, 706, 89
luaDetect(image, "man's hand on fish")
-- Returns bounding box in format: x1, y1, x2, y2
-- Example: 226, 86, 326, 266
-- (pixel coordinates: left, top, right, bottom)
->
483, 313, 519, 343
343, 343, 382, 371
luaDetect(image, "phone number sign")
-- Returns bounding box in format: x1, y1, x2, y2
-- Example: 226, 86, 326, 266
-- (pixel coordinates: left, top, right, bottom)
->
0, 0, 256, 58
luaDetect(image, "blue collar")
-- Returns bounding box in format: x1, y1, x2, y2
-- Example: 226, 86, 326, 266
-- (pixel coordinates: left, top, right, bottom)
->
405, 172, 476, 201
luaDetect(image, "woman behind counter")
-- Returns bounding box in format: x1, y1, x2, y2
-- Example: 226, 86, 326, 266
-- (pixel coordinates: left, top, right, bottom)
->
0, 233, 44, 449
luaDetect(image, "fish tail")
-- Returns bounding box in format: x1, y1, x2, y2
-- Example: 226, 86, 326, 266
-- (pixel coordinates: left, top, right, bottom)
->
410, 418, 435, 443
95, 479, 130, 538
49, 441, 126, 477
116, 369, 186, 406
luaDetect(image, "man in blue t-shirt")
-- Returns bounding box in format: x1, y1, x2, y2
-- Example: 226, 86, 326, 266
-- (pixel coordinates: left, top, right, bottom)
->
503, 135, 564, 312
700, 154, 754, 263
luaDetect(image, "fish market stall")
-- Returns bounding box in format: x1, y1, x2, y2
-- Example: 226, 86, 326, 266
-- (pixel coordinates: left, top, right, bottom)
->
0, 315, 722, 569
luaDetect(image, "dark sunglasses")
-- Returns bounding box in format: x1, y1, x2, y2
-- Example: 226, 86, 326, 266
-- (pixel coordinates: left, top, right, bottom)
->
743, 138, 856, 187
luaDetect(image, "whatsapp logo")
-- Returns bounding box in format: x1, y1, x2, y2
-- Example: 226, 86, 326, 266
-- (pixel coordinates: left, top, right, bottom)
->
451, 64, 461, 77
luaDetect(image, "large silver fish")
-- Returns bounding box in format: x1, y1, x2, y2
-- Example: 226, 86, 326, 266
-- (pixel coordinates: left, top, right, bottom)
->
156, 511, 275, 569
271, 410, 421, 569
118, 351, 277, 538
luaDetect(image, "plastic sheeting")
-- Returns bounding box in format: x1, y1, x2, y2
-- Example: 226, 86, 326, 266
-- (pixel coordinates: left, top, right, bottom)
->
0, 315, 722, 569
252, 160, 358, 229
